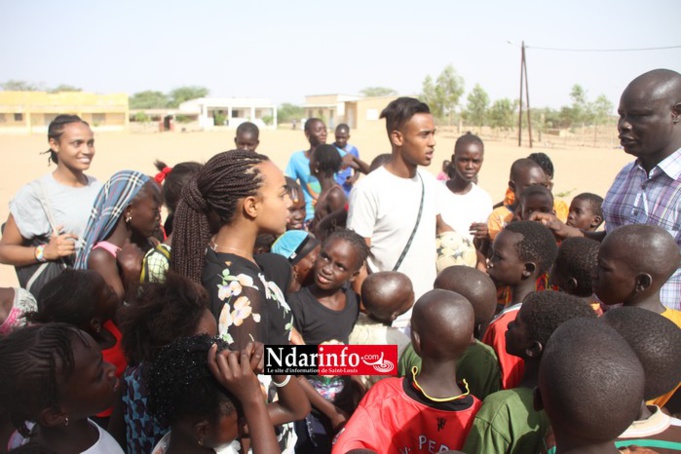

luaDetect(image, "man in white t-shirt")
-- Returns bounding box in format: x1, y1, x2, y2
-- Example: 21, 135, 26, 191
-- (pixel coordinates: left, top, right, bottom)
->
347, 97, 452, 328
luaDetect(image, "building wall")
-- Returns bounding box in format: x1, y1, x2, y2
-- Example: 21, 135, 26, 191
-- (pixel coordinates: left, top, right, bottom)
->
0, 91, 129, 134
353, 96, 398, 132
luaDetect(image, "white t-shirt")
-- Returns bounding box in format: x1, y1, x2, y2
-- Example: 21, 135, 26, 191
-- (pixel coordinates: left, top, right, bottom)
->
438, 183, 494, 242
348, 166, 440, 307
8, 419, 124, 453
10, 173, 101, 253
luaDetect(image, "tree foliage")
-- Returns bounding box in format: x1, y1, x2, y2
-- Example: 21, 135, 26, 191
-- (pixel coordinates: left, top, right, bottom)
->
359, 86, 398, 97
421, 65, 465, 121
1, 80, 42, 91
489, 98, 517, 130
49, 84, 81, 93
463, 84, 490, 126
129, 90, 170, 109
167, 86, 209, 108
277, 103, 304, 123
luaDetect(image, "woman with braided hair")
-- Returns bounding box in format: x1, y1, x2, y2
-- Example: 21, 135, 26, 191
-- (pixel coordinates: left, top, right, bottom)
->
171, 150, 293, 348
171, 150, 300, 451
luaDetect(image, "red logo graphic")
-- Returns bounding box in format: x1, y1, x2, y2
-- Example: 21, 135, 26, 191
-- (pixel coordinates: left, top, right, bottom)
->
317, 344, 398, 376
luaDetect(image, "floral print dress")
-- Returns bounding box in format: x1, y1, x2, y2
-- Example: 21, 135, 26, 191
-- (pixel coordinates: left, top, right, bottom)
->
202, 249, 297, 453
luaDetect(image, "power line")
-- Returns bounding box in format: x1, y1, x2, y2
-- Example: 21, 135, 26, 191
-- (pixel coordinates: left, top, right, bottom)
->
524, 44, 681, 53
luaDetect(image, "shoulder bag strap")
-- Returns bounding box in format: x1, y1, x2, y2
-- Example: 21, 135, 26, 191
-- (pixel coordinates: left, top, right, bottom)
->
393, 173, 425, 271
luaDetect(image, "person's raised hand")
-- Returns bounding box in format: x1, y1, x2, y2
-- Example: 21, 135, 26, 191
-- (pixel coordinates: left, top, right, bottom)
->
207, 343, 261, 404
469, 222, 489, 240
529, 212, 582, 240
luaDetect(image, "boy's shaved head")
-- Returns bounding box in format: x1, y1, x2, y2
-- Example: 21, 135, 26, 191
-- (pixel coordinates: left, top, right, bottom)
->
539, 318, 644, 443
411, 289, 474, 360
551, 237, 600, 297
434, 266, 497, 330
603, 224, 680, 282
603, 307, 681, 400
509, 158, 543, 181
504, 221, 559, 275
361, 271, 415, 324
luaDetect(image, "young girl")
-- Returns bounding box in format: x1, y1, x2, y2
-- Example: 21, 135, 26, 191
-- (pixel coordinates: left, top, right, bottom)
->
142, 161, 203, 283
25, 269, 125, 426
170, 149, 299, 450
288, 229, 368, 453
75, 170, 162, 303
0, 115, 101, 295
148, 335, 308, 454
114, 272, 218, 454
309, 144, 346, 234
1, 323, 123, 453
285, 177, 307, 231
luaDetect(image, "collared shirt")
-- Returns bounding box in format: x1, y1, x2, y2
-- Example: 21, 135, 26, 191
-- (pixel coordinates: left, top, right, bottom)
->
602, 148, 681, 310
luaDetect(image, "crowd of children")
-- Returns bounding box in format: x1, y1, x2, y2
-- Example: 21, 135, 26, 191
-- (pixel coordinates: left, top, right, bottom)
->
1, 68, 681, 454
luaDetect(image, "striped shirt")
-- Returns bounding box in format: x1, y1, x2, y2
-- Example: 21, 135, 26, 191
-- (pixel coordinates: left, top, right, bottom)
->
602, 148, 681, 310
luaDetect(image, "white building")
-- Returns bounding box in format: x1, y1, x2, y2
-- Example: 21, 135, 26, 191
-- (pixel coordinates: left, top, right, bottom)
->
179, 97, 277, 129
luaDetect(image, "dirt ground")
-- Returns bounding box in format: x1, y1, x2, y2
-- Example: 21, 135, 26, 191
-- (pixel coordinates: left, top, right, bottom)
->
0, 125, 632, 286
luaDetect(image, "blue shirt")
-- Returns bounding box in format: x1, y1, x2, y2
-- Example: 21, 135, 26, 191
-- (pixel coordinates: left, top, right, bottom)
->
335, 144, 360, 197
285, 150, 321, 221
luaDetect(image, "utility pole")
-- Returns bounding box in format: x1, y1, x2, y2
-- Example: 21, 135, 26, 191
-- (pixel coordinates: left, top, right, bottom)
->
517, 41, 533, 147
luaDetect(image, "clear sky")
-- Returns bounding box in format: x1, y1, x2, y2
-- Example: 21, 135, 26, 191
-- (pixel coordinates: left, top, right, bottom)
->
2, 0, 680, 111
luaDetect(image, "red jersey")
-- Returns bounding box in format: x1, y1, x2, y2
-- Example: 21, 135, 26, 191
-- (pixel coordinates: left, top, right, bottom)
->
332, 376, 481, 454
97, 320, 127, 418
482, 304, 524, 390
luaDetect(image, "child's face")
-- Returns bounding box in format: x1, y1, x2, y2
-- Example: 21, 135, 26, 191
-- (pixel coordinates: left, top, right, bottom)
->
293, 244, 321, 287
92, 272, 119, 322
452, 144, 483, 182
520, 194, 554, 220
487, 230, 527, 286
306, 120, 327, 147
335, 129, 349, 148
286, 188, 307, 230
591, 239, 638, 305
313, 238, 361, 290
396, 113, 436, 167
505, 310, 531, 358
60, 332, 118, 419
205, 403, 239, 449
129, 181, 163, 239
512, 167, 548, 200
235, 132, 259, 151
566, 199, 597, 230
548, 261, 571, 294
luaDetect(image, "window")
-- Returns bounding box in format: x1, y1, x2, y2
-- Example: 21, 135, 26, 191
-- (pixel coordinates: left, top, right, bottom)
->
13, 113, 23, 122
93, 113, 106, 124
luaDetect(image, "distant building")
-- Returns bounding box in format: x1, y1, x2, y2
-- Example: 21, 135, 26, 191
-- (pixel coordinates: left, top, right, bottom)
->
0, 91, 129, 134
178, 97, 277, 129
303, 94, 399, 131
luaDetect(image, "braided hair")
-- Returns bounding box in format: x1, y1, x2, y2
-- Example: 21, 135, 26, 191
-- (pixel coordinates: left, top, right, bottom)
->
171, 149, 269, 283
43, 114, 89, 165
324, 229, 370, 271
147, 334, 237, 427
0, 323, 88, 437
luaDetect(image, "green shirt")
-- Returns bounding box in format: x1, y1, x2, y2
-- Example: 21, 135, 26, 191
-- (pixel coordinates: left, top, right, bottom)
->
398, 339, 502, 401
462, 387, 550, 454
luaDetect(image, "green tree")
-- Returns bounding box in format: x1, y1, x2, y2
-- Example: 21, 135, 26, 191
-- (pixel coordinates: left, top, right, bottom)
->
489, 98, 517, 130
277, 103, 304, 123
463, 84, 490, 126
359, 86, 398, 97
49, 84, 81, 93
1, 80, 42, 91
590, 94, 613, 125
569, 84, 590, 127
167, 86, 209, 108
421, 65, 465, 123
129, 90, 170, 109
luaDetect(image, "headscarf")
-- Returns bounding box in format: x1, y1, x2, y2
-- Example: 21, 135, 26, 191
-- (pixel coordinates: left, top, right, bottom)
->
75, 170, 150, 269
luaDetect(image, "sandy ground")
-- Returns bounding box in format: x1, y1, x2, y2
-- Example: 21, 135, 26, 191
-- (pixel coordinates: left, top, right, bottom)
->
0, 125, 632, 286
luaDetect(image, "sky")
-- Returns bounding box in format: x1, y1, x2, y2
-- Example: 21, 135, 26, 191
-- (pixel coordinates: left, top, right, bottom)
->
2, 0, 680, 111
